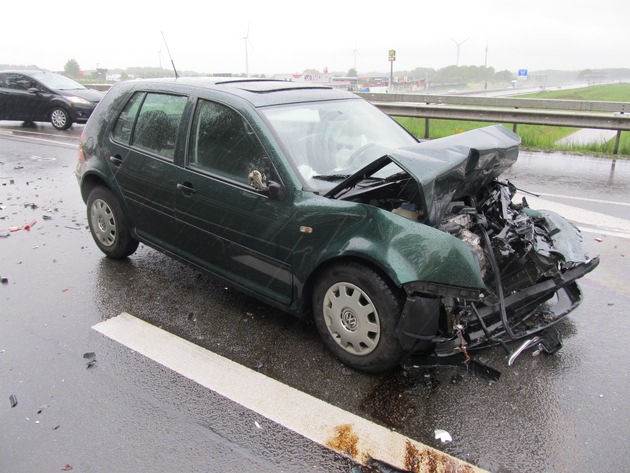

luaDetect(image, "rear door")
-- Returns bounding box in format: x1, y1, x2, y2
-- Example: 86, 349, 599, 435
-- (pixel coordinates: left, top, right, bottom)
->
0, 73, 45, 121
107, 91, 188, 250
174, 98, 295, 304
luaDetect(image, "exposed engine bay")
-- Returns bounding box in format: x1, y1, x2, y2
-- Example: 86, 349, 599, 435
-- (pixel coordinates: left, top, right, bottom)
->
325, 126, 599, 368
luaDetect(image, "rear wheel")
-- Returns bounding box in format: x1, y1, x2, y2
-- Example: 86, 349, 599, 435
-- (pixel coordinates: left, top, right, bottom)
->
87, 187, 139, 259
50, 106, 71, 130
312, 262, 404, 373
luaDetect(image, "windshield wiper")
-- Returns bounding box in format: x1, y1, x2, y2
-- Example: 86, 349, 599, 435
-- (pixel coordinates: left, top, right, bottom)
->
312, 174, 351, 181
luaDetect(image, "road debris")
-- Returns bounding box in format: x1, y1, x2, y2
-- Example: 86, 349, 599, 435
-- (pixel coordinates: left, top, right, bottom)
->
434, 429, 452, 444
9, 394, 18, 408
9, 219, 37, 232
1, 277, 8, 285
83, 352, 97, 369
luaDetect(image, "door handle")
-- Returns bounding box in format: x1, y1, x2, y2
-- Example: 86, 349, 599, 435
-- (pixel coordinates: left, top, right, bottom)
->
177, 182, 196, 196
109, 155, 122, 166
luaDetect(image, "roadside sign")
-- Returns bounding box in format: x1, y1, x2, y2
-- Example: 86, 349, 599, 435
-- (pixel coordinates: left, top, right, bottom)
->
518, 69, 528, 80
388, 49, 396, 61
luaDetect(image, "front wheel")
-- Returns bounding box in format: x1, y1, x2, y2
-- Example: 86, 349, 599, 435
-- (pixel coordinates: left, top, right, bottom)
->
312, 262, 404, 373
87, 187, 139, 259
50, 106, 71, 130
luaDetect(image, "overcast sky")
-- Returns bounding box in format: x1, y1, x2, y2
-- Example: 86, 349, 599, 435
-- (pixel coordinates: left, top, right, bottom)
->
2, 0, 627, 75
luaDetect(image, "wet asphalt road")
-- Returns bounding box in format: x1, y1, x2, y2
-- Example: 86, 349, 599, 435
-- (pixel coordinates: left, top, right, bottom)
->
1, 122, 629, 473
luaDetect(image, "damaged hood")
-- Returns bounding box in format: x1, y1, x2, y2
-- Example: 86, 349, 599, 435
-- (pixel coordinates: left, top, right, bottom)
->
324, 125, 521, 227
390, 125, 521, 227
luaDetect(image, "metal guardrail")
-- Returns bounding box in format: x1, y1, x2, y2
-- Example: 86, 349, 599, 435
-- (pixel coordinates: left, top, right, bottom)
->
357, 92, 630, 154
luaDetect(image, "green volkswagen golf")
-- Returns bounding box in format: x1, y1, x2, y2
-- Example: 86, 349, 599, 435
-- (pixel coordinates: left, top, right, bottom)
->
76, 78, 598, 373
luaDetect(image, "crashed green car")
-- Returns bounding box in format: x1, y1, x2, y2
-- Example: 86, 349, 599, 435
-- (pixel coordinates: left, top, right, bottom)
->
76, 78, 599, 373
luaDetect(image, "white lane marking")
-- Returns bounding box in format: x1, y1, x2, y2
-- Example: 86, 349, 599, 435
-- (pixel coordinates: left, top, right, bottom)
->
0, 130, 78, 148
517, 194, 630, 239
530, 192, 630, 208
93, 312, 484, 472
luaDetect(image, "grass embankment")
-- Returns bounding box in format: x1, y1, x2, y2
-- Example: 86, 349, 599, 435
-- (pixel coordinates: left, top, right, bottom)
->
394, 83, 630, 157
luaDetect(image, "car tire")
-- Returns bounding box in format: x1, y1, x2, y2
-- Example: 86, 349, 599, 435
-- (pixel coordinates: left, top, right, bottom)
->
312, 261, 404, 373
87, 186, 139, 259
50, 106, 71, 130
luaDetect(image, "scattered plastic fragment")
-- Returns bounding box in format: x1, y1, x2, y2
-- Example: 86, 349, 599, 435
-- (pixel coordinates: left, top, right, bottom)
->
0, 231, 10, 238
8, 219, 37, 232
61, 465, 73, 471
434, 429, 452, 443
83, 352, 97, 369
43, 214, 53, 220
594, 237, 603, 242
23, 220, 36, 231
254, 421, 262, 429
9, 394, 18, 408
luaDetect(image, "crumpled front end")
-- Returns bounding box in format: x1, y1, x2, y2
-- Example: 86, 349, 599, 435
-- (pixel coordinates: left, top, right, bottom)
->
397, 179, 599, 359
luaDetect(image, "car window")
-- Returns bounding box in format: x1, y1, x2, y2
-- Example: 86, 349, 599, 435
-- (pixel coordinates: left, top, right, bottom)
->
112, 92, 145, 144
113, 92, 187, 160
189, 99, 270, 185
3, 73, 35, 90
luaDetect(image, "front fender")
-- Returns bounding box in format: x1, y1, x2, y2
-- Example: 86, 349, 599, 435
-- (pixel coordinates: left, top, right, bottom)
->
355, 208, 485, 290
295, 199, 485, 293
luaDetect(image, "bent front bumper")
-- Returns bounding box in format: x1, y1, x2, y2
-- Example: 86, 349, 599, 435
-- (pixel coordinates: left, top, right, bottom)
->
397, 257, 600, 355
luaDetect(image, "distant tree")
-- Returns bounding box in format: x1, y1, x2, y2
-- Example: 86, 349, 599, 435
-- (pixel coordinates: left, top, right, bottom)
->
348, 68, 357, 77
64, 59, 80, 77
494, 70, 514, 82
578, 69, 593, 81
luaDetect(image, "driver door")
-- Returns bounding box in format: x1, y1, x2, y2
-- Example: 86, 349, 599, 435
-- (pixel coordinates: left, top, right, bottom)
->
174, 99, 294, 304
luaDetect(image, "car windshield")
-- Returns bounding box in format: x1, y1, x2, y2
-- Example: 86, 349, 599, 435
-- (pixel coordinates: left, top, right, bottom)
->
33, 72, 87, 91
261, 99, 418, 192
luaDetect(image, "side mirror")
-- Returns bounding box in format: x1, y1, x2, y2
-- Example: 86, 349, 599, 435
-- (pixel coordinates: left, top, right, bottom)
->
27, 87, 40, 94
248, 170, 286, 201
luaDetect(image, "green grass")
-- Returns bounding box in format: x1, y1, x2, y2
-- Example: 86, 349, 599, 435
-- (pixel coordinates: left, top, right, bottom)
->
393, 83, 630, 157
520, 83, 630, 102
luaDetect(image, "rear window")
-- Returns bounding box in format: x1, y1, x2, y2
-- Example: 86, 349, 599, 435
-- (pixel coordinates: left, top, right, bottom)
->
112, 92, 187, 160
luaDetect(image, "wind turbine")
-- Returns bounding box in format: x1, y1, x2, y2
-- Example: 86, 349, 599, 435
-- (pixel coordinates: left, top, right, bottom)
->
242, 25, 253, 77
450, 37, 469, 66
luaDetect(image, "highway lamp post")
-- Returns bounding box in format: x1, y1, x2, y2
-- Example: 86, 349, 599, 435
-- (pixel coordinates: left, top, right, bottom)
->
388, 49, 395, 93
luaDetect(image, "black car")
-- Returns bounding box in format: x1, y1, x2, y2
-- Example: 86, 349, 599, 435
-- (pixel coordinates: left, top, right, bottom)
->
76, 77, 598, 373
0, 70, 104, 130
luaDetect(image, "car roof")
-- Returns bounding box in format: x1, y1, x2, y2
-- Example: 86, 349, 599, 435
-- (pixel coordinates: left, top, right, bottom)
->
123, 77, 359, 107
0, 70, 55, 75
